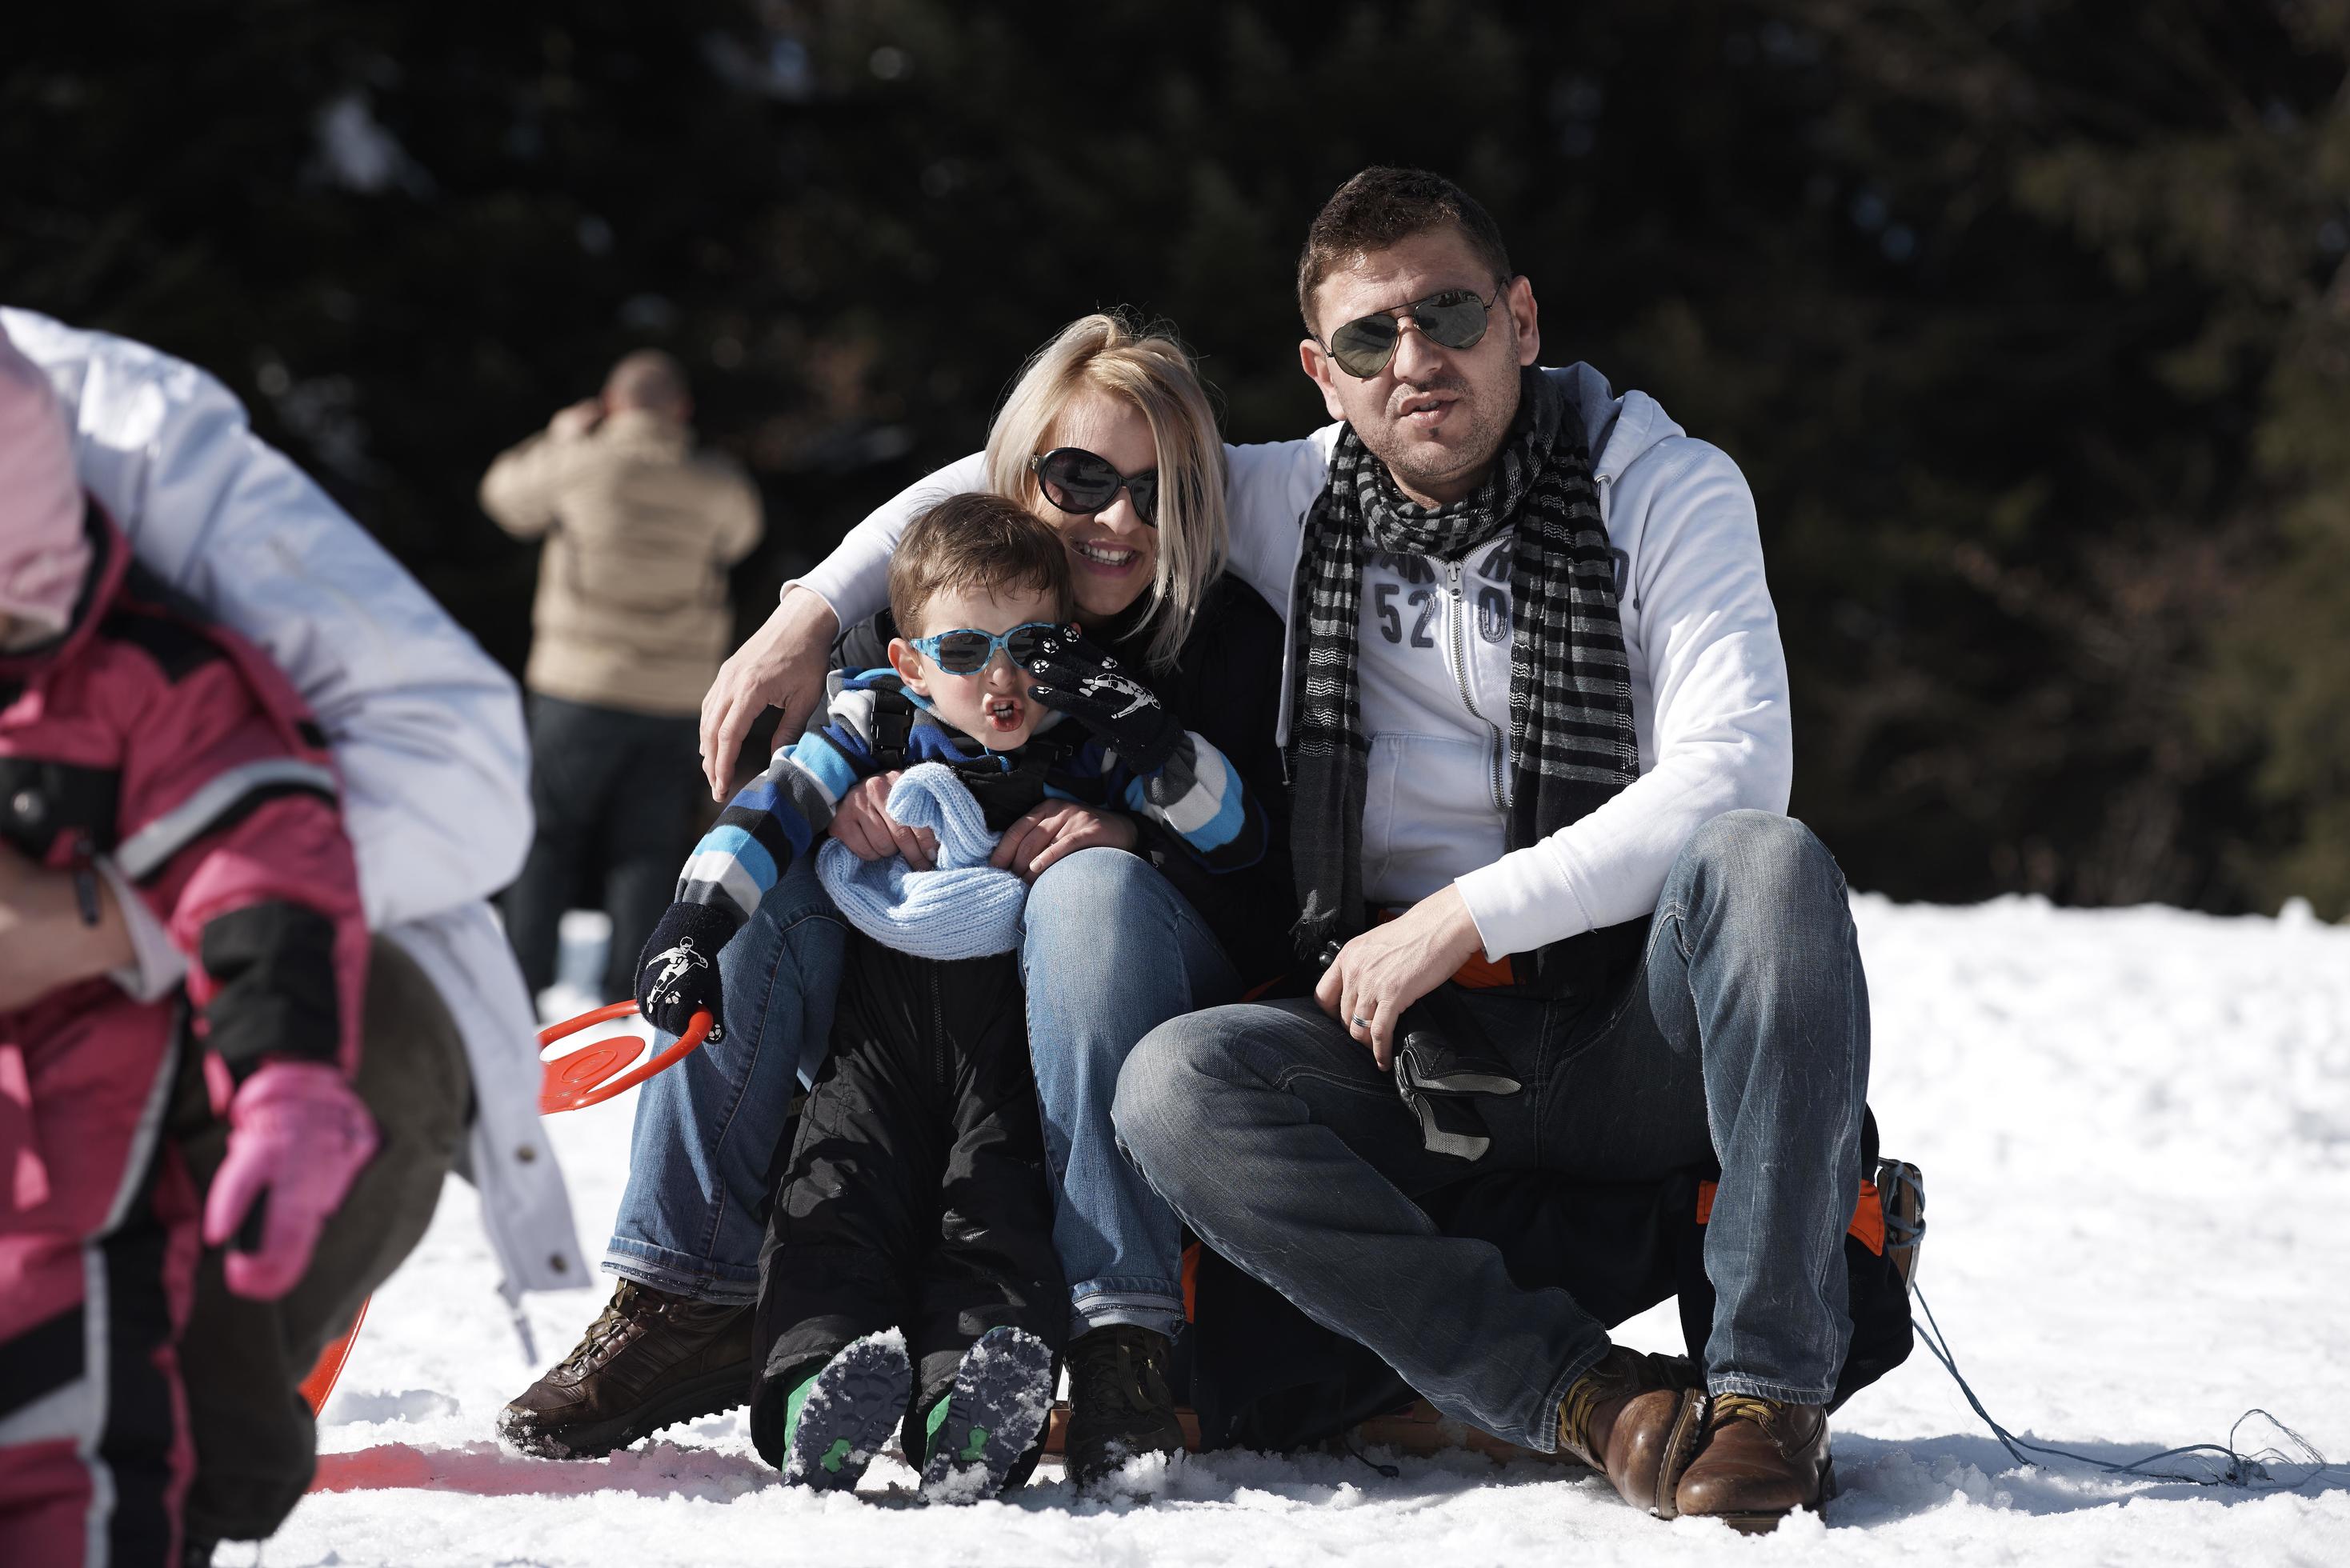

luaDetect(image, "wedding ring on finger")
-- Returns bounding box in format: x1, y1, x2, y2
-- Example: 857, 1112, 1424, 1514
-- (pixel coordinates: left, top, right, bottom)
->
1351, 1014, 1374, 1030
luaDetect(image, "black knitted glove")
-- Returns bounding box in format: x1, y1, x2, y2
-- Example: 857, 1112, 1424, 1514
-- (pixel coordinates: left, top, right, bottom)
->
635, 902, 735, 1043
1020, 624, 1179, 771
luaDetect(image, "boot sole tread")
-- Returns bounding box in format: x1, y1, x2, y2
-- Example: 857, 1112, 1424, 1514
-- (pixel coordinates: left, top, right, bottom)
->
782, 1337, 913, 1493
499, 1359, 751, 1459
1684, 1458, 1834, 1534
919, 1327, 1057, 1503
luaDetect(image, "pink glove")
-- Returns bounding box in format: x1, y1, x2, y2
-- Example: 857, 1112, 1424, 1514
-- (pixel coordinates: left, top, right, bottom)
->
201, 1060, 378, 1300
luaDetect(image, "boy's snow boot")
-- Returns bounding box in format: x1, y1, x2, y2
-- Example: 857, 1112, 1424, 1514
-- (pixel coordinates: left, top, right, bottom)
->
1063, 1324, 1186, 1490
497, 1280, 751, 1458
1673, 1394, 1832, 1533
779, 1331, 914, 1492
918, 1326, 1057, 1502
1554, 1346, 1708, 1518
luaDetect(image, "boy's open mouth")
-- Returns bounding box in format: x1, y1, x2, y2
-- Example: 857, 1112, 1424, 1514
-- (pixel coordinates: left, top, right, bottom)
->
984, 695, 1023, 733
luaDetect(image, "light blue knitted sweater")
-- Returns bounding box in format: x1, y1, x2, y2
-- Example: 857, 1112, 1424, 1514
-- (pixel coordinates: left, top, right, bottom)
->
815, 763, 1028, 959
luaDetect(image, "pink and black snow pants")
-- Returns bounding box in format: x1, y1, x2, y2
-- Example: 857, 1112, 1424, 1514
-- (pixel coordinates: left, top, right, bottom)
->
1, 990, 198, 1568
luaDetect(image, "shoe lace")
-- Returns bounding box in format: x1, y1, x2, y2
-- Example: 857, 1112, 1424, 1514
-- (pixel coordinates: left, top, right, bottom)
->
1557, 1368, 1611, 1454
1557, 1348, 1679, 1454
1071, 1331, 1163, 1418
1709, 1393, 1784, 1434
560, 1283, 656, 1374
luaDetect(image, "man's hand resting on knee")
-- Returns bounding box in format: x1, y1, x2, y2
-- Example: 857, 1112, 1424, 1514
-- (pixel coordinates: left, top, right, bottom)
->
1314, 885, 1486, 1070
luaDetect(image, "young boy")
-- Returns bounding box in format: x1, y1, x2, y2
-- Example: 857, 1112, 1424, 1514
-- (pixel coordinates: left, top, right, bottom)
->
0, 329, 375, 1566
632, 493, 1263, 1501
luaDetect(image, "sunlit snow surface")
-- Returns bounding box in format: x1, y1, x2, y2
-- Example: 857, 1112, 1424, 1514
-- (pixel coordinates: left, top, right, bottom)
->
269, 895, 2350, 1566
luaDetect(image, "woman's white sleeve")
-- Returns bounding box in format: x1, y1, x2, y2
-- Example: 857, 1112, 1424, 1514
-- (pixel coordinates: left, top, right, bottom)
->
789, 452, 991, 624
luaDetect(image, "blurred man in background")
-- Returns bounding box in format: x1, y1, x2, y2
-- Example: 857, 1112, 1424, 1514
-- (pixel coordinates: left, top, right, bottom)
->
482, 351, 763, 1006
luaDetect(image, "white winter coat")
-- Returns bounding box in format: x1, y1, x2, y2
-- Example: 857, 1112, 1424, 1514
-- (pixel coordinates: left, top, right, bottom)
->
795, 363, 1793, 962
2, 307, 586, 1298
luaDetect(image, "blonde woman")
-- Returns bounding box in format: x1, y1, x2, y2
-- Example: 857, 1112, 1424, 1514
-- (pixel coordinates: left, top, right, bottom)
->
503, 314, 1291, 1488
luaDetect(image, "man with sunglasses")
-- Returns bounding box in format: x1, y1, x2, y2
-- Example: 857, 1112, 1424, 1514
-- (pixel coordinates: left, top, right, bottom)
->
1102, 167, 1868, 1531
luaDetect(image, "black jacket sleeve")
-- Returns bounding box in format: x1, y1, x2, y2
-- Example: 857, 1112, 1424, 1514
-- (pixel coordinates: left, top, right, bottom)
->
1139, 578, 1297, 985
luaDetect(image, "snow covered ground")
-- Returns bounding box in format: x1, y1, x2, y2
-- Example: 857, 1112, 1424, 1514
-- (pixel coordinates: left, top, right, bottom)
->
263, 895, 2350, 1566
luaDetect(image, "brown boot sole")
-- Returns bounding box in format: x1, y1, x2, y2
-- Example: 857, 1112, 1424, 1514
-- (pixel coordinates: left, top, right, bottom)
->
1697, 1458, 1836, 1535
1650, 1390, 1710, 1520
501, 1360, 751, 1459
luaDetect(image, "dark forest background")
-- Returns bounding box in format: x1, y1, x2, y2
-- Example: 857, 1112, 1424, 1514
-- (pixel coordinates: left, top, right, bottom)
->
7, 1, 2348, 918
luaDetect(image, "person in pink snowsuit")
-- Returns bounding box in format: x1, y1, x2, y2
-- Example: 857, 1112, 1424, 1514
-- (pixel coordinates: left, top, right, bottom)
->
0, 326, 376, 1566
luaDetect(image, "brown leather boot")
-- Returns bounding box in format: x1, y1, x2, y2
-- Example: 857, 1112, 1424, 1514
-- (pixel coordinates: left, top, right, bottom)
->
497, 1281, 752, 1458
1674, 1394, 1832, 1533
1554, 1347, 1708, 1518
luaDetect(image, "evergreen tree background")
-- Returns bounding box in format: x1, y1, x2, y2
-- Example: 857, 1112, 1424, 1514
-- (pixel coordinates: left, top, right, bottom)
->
6, 0, 2346, 917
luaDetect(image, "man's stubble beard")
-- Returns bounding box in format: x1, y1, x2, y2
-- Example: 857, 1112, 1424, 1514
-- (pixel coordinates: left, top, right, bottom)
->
1358, 371, 1521, 506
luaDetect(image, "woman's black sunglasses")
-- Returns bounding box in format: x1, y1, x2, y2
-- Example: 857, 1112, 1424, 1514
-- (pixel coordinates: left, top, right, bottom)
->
1323, 286, 1501, 378
1031, 447, 1159, 527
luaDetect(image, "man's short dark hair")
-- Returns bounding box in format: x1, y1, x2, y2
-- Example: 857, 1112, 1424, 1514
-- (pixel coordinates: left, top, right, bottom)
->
1295, 166, 1514, 335
604, 349, 691, 416
887, 492, 1071, 638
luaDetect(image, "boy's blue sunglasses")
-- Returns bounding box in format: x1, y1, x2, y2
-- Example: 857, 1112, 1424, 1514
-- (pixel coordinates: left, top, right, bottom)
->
908, 621, 1061, 675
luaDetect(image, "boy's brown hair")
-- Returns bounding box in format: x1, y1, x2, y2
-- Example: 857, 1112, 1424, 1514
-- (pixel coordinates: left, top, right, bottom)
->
1295, 166, 1514, 336
887, 492, 1071, 638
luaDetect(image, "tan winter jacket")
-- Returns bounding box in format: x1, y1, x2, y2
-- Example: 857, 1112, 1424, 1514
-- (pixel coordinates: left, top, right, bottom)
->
481, 409, 763, 717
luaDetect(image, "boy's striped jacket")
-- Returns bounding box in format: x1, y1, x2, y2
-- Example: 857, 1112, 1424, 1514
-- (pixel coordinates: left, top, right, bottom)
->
678, 669, 1264, 937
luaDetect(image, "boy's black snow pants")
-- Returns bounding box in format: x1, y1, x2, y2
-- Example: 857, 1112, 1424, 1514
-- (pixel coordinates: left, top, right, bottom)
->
747, 934, 1066, 1469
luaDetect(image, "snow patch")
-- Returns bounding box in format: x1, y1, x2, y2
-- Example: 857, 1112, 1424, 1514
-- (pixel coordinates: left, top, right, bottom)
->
326, 1387, 462, 1426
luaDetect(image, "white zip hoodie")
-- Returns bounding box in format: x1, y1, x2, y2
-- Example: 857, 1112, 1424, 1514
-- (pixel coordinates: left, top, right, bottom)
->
4, 308, 586, 1301
795, 363, 1792, 962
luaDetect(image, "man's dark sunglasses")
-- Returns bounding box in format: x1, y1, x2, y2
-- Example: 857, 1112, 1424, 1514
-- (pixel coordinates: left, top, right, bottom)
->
1324, 286, 1502, 378
1031, 447, 1159, 527
907, 620, 1061, 675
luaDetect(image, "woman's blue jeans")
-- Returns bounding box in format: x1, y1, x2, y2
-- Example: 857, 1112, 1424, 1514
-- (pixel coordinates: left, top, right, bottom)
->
1018, 849, 1239, 1337
606, 856, 846, 1303
604, 847, 1239, 1336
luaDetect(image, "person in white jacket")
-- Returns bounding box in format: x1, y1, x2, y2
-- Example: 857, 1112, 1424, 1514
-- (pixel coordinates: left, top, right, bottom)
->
0, 308, 586, 1549
698, 169, 1868, 1527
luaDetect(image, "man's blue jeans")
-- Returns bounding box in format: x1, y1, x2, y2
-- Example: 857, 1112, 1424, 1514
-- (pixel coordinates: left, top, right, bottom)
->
605, 847, 1239, 1331
1112, 811, 1871, 1453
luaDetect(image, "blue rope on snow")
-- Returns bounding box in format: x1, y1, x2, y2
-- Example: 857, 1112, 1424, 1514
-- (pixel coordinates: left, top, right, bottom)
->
1912, 1282, 2330, 1493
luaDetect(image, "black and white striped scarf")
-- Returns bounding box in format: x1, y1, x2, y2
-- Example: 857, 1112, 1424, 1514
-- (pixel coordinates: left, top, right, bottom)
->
1288, 366, 1642, 991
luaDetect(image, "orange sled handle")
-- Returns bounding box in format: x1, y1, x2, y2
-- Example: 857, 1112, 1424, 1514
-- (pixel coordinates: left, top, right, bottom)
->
300, 1002, 715, 1426
538, 1002, 715, 1115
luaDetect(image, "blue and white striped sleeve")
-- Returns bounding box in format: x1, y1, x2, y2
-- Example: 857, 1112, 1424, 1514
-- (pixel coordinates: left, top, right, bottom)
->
673, 694, 880, 927
1116, 730, 1267, 872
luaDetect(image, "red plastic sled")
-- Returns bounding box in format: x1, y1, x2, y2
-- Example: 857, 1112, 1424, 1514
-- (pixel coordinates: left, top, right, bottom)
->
298, 1002, 713, 1418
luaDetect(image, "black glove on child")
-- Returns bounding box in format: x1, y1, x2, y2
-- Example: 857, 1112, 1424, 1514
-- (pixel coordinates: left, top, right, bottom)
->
635, 902, 735, 1043
1019, 625, 1179, 772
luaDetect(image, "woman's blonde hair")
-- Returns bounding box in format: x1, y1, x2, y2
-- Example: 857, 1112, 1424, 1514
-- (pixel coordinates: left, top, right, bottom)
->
983, 313, 1228, 671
